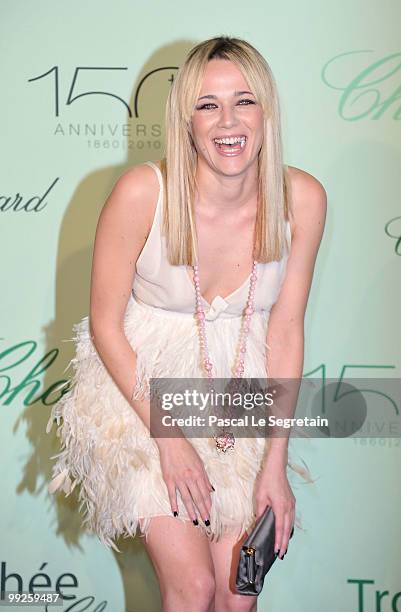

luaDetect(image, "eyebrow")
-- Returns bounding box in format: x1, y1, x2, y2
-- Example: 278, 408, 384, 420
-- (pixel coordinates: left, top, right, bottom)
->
197, 90, 255, 101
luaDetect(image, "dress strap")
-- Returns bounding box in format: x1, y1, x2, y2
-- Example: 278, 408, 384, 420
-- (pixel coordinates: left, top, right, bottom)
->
286, 219, 292, 247
144, 160, 163, 193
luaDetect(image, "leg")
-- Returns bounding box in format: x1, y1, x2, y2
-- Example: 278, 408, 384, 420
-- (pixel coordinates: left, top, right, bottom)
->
142, 516, 216, 612
208, 531, 258, 612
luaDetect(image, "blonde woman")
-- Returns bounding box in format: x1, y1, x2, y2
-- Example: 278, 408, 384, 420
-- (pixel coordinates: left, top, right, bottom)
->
47, 36, 326, 611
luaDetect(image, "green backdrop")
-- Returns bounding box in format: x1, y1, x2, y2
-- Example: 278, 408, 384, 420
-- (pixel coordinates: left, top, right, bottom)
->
1, 1, 400, 610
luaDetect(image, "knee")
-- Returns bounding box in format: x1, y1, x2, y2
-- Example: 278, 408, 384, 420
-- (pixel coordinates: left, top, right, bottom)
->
163, 571, 216, 610
191, 572, 216, 604
215, 587, 257, 612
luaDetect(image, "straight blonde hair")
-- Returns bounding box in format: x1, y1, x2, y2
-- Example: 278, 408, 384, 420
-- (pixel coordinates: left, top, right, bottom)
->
161, 36, 293, 265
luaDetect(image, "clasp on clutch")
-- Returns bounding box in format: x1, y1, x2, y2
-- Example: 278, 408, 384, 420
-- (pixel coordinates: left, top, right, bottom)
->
246, 547, 255, 556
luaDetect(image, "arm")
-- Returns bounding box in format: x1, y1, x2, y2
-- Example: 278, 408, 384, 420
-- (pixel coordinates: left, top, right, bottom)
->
89, 163, 157, 432
255, 167, 327, 555
264, 168, 327, 467
88, 164, 213, 523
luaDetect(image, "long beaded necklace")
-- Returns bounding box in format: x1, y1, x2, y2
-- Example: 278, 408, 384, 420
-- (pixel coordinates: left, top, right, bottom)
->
193, 260, 258, 453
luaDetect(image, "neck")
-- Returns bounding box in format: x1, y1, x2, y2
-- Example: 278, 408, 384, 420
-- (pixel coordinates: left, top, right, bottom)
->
194, 157, 259, 213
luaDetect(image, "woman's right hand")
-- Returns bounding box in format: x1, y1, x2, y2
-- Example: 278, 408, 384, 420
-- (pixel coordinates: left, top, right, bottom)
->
156, 437, 214, 524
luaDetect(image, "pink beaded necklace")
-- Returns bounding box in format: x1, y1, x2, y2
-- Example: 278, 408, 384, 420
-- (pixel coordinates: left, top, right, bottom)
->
193, 260, 258, 452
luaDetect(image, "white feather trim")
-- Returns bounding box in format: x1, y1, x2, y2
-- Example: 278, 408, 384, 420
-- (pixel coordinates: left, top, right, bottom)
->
46, 296, 313, 551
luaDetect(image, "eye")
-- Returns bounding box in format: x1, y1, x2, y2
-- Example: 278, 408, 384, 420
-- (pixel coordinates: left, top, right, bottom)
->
195, 102, 217, 110
194, 98, 256, 111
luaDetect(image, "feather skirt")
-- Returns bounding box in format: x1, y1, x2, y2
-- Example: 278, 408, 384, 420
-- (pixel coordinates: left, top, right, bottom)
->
46, 295, 312, 552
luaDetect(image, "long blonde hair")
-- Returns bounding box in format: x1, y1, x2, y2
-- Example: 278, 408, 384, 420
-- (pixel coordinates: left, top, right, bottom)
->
161, 35, 292, 265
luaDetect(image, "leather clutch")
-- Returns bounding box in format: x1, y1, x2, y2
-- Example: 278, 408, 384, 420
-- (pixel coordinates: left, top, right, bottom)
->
236, 506, 294, 596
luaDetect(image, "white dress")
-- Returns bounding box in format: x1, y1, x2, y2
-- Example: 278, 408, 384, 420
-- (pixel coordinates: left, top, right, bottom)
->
46, 160, 311, 552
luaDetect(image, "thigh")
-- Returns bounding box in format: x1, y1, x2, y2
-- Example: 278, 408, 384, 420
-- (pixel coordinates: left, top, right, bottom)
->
142, 516, 215, 595
209, 531, 258, 612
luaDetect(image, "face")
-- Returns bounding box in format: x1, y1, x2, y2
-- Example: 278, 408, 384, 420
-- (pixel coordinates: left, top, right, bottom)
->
190, 58, 264, 175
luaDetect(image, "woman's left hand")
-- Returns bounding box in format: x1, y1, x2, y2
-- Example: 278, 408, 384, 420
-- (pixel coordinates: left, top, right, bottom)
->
254, 464, 296, 559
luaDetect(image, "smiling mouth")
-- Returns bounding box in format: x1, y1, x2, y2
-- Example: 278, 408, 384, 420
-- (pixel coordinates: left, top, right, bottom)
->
213, 135, 247, 148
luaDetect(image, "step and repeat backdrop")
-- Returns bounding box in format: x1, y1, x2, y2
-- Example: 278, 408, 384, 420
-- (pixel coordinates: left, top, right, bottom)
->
1, 1, 400, 611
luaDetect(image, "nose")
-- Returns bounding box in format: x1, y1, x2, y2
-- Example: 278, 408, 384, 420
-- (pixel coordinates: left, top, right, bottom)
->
218, 104, 239, 129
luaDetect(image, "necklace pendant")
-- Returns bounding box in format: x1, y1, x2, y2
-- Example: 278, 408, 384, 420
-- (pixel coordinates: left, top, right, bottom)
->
214, 432, 235, 453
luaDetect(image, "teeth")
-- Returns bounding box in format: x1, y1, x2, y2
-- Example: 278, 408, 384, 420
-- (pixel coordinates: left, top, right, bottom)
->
214, 136, 247, 146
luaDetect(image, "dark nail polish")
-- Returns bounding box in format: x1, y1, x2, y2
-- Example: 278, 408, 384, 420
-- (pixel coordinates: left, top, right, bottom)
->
211, 485, 215, 491
279, 553, 285, 560
173, 511, 178, 517
204, 519, 210, 526
193, 519, 199, 526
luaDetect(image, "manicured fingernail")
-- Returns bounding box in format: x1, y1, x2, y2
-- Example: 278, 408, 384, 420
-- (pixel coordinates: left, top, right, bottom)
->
204, 519, 210, 526
173, 511, 178, 517
211, 485, 215, 491
193, 519, 199, 526
279, 553, 285, 560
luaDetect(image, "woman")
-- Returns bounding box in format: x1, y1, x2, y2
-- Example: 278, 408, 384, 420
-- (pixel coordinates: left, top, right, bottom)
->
47, 36, 326, 610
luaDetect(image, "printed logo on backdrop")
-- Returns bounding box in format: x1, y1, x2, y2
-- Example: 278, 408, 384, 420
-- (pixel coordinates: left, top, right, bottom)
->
348, 578, 401, 611
322, 51, 401, 120
0, 178, 59, 213
0, 561, 108, 610
385, 216, 401, 255
2, 344, 401, 442
28, 66, 179, 150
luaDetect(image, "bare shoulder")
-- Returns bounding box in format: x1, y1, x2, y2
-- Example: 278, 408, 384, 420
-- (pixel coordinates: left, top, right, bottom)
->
100, 160, 162, 236
90, 160, 163, 324
286, 165, 327, 240
267, 167, 327, 327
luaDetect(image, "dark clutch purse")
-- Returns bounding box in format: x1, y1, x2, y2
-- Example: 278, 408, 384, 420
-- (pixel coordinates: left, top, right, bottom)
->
236, 506, 294, 596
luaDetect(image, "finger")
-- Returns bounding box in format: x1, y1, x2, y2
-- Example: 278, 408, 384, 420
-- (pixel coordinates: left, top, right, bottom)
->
287, 511, 296, 544
198, 475, 214, 514
286, 509, 296, 545
202, 469, 215, 493
166, 480, 178, 516
190, 479, 212, 521
274, 512, 284, 556
177, 482, 198, 523
255, 501, 269, 519
287, 512, 296, 545
278, 513, 292, 559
